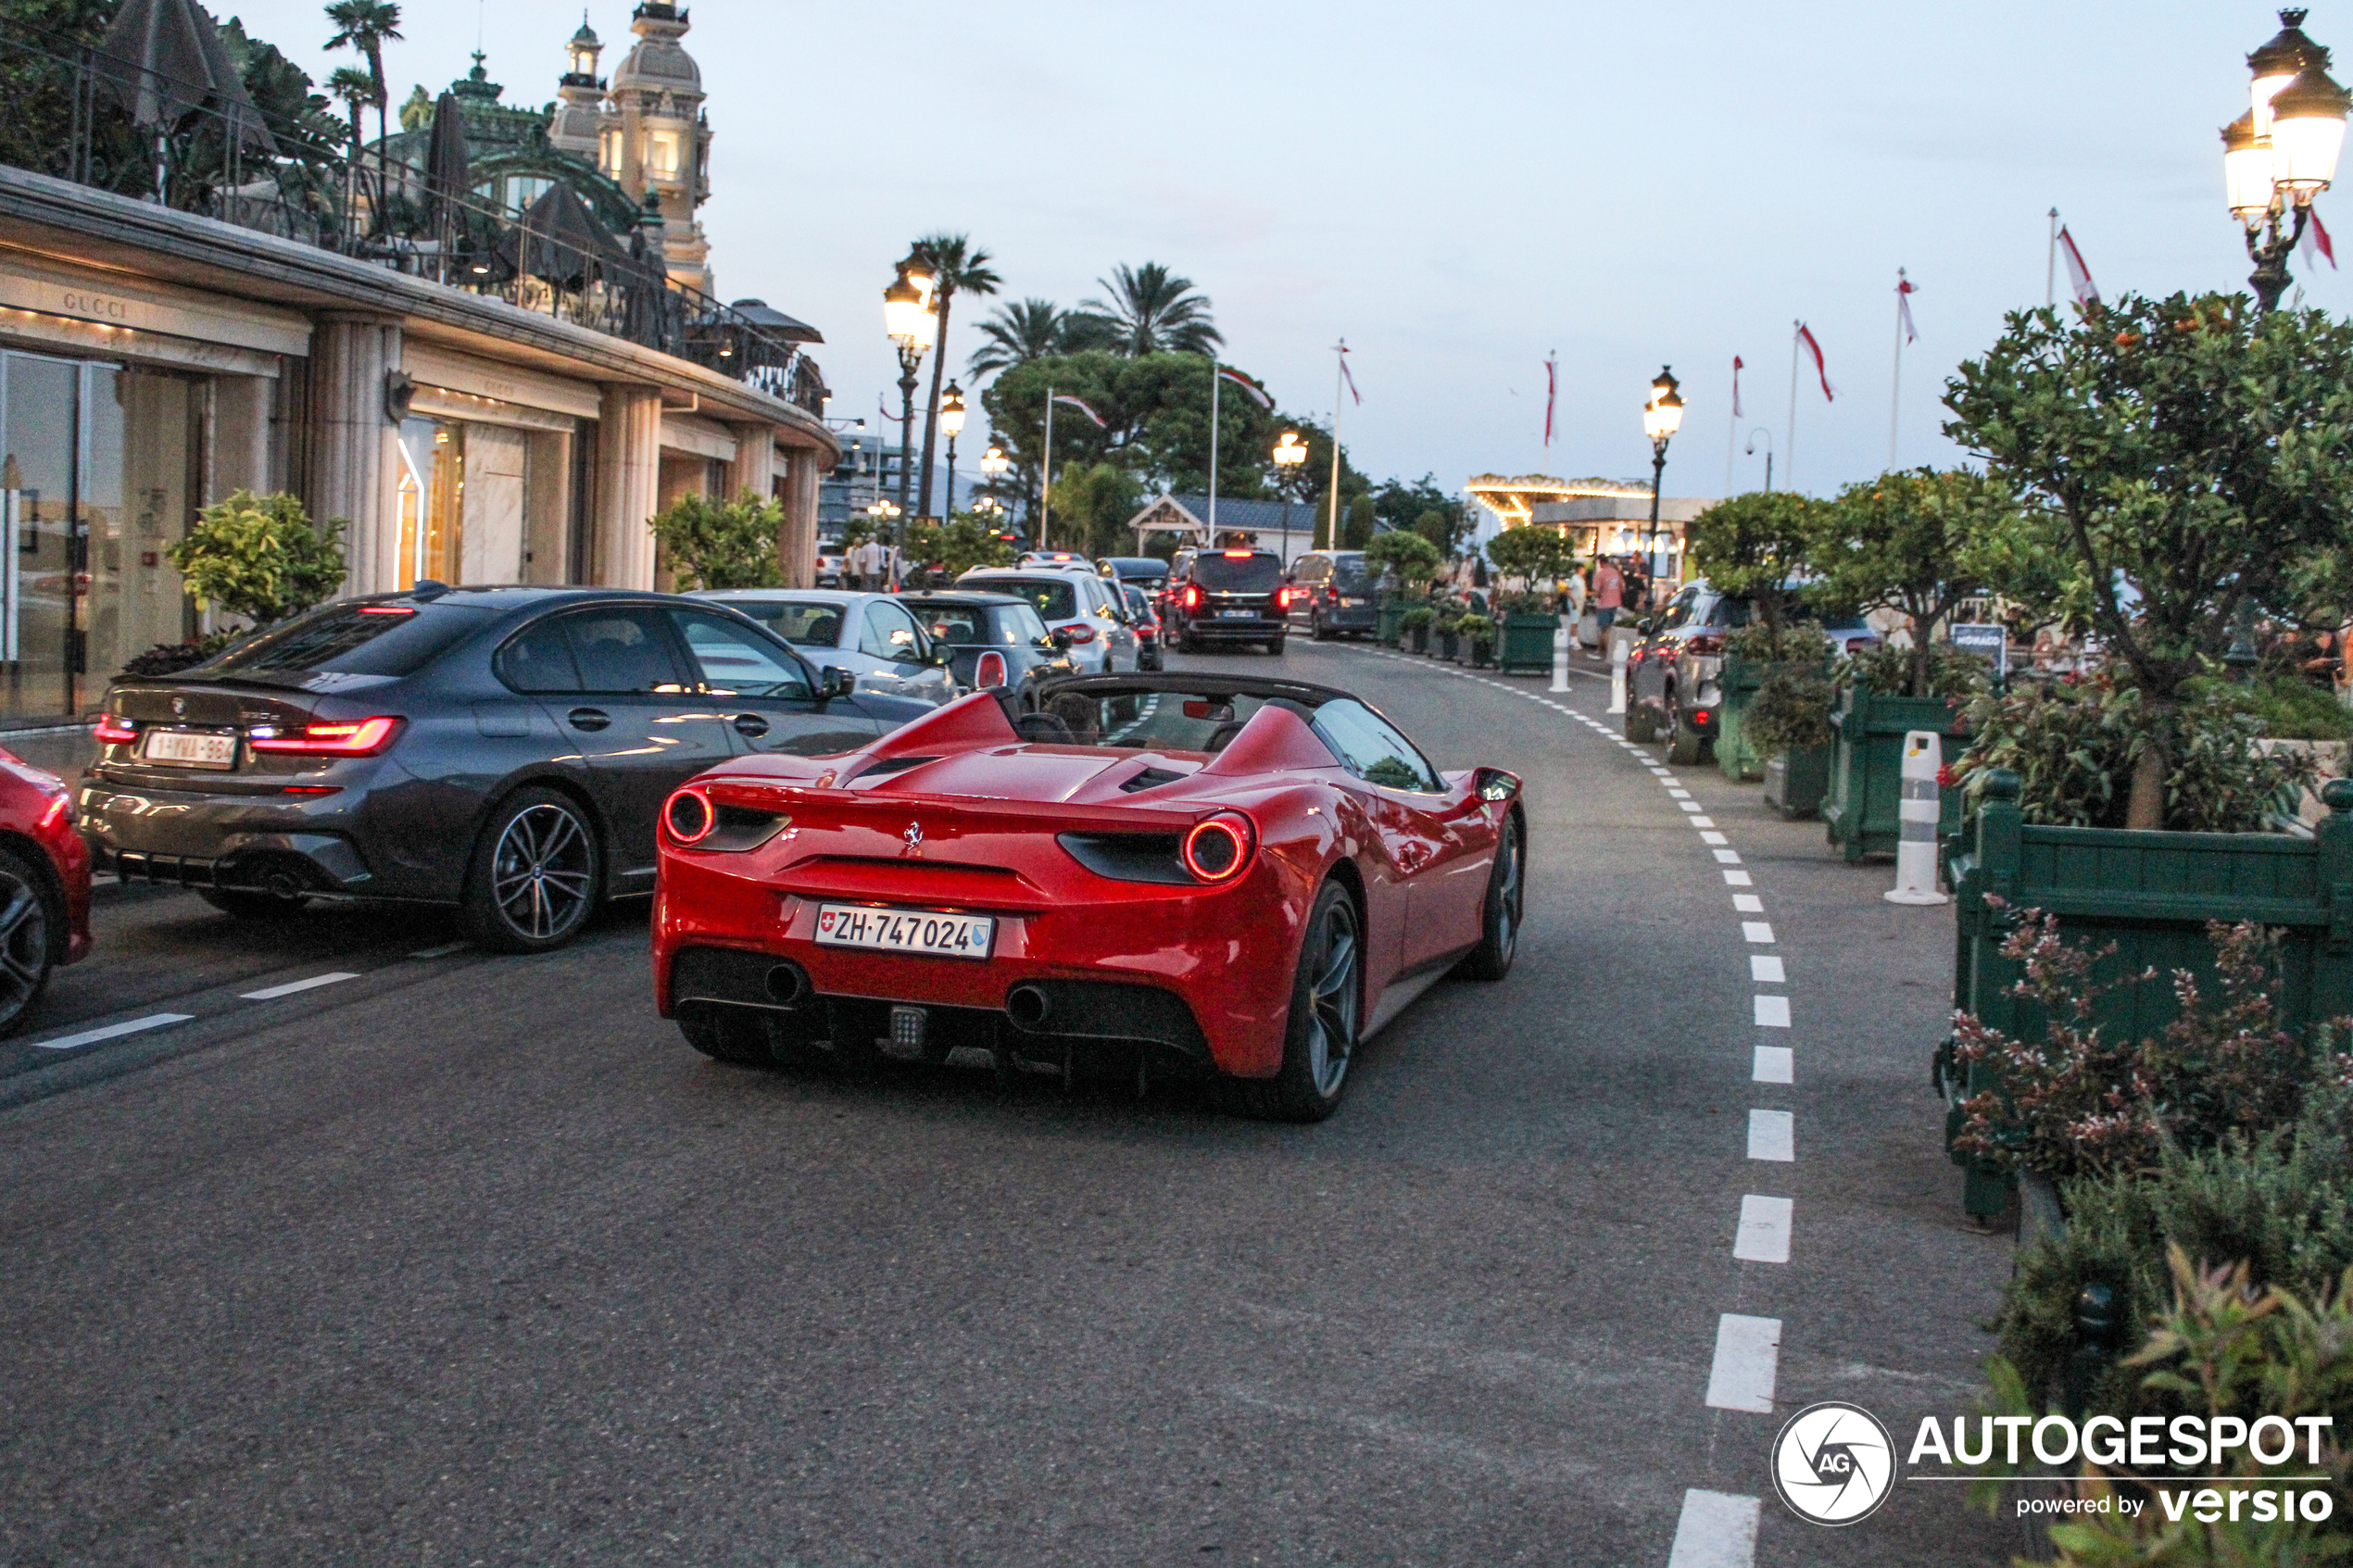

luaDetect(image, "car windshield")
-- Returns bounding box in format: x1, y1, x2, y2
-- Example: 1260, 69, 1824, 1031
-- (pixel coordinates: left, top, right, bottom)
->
725, 599, 846, 647
1191, 554, 1282, 593
207, 601, 481, 677
1025, 687, 1295, 752
920, 603, 1047, 646
978, 578, 1079, 620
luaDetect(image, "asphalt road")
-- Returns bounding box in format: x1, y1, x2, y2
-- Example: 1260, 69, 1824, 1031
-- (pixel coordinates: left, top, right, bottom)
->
0, 639, 2020, 1566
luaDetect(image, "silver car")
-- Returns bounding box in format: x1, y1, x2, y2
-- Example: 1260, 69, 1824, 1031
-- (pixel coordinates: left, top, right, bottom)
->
954, 568, 1142, 674
694, 589, 959, 706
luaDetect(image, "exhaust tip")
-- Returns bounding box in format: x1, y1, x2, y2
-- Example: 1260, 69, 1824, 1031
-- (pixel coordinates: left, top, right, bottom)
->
1006, 984, 1052, 1029
763, 963, 808, 1006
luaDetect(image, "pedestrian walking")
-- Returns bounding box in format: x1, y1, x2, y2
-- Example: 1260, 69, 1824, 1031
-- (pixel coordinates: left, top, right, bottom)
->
1592, 557, 1624, 637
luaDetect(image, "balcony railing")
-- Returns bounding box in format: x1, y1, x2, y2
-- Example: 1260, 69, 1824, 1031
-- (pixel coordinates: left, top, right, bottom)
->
0, 19, 827, 418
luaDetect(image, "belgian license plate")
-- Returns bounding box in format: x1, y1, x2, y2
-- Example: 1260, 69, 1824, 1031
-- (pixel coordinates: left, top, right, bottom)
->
141, 729, 236, 769
813, 902, 994, 960
1218, 608, 1256, 620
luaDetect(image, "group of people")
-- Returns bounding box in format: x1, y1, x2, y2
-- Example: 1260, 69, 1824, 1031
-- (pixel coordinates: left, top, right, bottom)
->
1556, 555, 1657, 642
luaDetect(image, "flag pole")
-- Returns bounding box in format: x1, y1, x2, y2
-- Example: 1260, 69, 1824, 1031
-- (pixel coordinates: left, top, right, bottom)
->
1786, 320, 1802, 496
1327, 339, 1345, 554
1208, 358, 1220, 540
1039, 386, 1054, 551
1724, 359, 1738, 496
2046, 207, 2058, 307
1889, 269, 1906, 470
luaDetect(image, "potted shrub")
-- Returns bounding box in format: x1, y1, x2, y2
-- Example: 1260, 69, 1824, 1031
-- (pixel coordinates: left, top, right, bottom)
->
1431, 612, 1462, 660
1819, 642, 1990, 859
1457, 612, 1497, 668
124, 490, 349, 677
1726, 623, 1837, 815
1400, 605, 1434, 653
1483, 527, 1572, 672
1684, 491, 1823, 778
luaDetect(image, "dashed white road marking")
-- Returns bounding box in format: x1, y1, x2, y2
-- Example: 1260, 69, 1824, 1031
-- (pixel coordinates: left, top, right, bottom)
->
1732, 894, 1765, 913
1705, 1313, 1783, 1412
1748, 1109, 1794, 1160
1750, 955, 1786, 984
1690, 816, 1716, 828
1743, 921, 1776, 943
1723, 869, 1752, 885
1714, 849, 1743, 864
1700, 831, 1730, 845
1678, 802, 1704, 814
32, 1013, 195, 1052
240, 972, 360, 1001
1667, 787, 1692, 797
1667, 1488, 1761, 1568
1754, 995, 1792, 1028
1734, 1196, 1794, 1263
1753, 1045, 1794, 1084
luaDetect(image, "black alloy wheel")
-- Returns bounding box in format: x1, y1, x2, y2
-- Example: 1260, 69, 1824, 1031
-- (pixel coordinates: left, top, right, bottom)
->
462, 786, 603, 953
1226, 880, 1361, 1123
1623, 698, 1658, 742
1667, 695, 1708, 766
0, 847, 57, 1035
1455, 811, 1524, 982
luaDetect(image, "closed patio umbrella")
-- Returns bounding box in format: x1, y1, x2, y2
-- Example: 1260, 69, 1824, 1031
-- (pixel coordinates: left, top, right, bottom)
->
94, 0, 274, 199
423, 91, 471, 235
496, 181, 631, 294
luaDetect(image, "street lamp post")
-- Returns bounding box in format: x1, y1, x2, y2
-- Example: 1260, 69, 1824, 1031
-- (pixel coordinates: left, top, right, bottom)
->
1744, 426, 1774, 494
880, 253, 937, 559
939, 383, 966, 516
1272, 431, 1309, 554
977, 439, 1011, 539
1642, 367, 1685, 583
2226, 10, 2351, 312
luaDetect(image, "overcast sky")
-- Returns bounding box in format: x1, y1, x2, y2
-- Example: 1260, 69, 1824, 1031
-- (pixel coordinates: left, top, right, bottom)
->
221, 1, 2336, 500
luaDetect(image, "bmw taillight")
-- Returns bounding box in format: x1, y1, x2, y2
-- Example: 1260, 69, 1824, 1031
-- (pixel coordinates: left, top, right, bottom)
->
1064, 624, 1097, 645
246, 717, 403, 756
1182, 812, 1257, 884
93, 714, 137, 746
664, 786, 715, 845
974, 650, 1009, 687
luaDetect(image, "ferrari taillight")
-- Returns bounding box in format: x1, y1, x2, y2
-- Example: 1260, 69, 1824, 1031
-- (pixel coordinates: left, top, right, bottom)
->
1182, 812, 1257, 884
247, 717, 403, 756
663, 787, 715, 845
974, 650, 1009, 687
93, 714, 137, 746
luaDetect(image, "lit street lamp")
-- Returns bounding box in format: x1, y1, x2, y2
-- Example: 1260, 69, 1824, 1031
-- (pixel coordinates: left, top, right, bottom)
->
1642, 367, 1685, 581
939, 383, 966, 515
881, 253, 937, 554
1272, 431, 1309, 550
2225, 9, 2351, 311
976, 440, 1012, 533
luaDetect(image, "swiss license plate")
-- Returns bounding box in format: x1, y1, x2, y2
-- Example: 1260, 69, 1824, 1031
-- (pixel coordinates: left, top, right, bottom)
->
141, 729, 236, 769
813, 902, 994, 960
1218, 609, 1256, 620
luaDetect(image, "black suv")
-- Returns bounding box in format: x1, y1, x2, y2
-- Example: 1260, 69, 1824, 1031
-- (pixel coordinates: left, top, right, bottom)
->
1166, 548, 1291, 654
1286, 550, 1377, 639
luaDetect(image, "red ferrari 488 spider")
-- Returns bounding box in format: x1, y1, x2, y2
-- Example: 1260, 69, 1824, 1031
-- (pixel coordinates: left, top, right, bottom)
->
651, 674, 1522, 1120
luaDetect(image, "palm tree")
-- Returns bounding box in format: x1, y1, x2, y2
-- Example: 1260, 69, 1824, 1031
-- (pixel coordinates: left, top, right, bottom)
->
325, 66, 372, 232
967, 298, 1067, 378
909, 232, 1001, 515
324, 1, 403, 147
1080, 262, 1222, 357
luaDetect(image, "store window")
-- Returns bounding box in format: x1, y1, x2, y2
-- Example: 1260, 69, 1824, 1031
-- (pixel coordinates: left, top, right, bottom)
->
396, 419, 464, 589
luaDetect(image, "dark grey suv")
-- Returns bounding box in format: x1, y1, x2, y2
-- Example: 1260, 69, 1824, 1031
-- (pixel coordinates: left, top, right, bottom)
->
79, 587, 931, 951
1625, 580, 1881, 763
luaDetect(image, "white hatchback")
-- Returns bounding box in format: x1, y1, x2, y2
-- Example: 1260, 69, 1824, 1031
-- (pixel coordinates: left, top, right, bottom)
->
954, 568, 1141, 674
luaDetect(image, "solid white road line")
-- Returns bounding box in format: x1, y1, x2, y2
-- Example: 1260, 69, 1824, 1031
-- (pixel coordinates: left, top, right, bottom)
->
1753, 1045, 1794, 1084
1748, 1109, 1794, 1160
1750, 955, 1786, 984
1667, 1488, 1762, 1568
1705, 1314, 1783, 1412
240, 972, 360, 1001
32, 1013, 195, 1052
409, 941, 468, 960
1732, 894, 1764, 913
1754, 996, 1792, 1028
1734, 1195, 1794, 1263
1723, 870, 1752, 885
1743, 921, 1776, 943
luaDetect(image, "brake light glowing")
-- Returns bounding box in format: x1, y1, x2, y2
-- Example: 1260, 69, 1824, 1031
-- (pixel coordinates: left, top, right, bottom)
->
974, 650, 1008, 687
1063, 624, 1097, 645
356, 605, 417, 616
1325, 586, 1340, 602
1221, 549, 1254, 558
1274, 586, 1295, 609
93, 714, 137, 746
664, 787, 715, 845
246, 716, 403, 756
1182, 813, 1256, 883
1181, 584, 1202, 610
1694, 709, 1711, 724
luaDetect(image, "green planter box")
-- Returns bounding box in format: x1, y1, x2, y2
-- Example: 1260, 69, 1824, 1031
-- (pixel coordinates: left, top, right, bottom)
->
1436, 630, 1459, 660
1406, 623, 1428, 653
1821, 686, 1965, 861
1469, 639, 1495, 669
1377, 599, 1405, 647
1940, 771, 2353, 1218
1499, 612, 1560, 675
1764, 744, 1831, 818
1714, 654, 1769, 783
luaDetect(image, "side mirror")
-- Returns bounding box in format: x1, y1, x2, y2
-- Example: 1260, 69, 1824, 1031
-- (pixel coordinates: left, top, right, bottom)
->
1473, 766, 1520, 804
818, 665, 857, 701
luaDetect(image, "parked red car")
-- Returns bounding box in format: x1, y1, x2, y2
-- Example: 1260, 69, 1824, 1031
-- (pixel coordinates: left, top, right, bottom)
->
0, 746, 92, 1034
652, 674, 1523, 1120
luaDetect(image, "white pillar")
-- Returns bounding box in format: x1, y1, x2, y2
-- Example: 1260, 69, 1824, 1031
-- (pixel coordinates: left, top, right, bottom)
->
1885, 731, 1951, 906
780, 441, 821, 589
595, 384, 662, 589
303, 314, 401, 596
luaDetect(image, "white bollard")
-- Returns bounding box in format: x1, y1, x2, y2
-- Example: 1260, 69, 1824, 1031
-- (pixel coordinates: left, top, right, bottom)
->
1550, 623, 1571, 693
1607, 633, 1629, 715
1884, 730, 1951, 906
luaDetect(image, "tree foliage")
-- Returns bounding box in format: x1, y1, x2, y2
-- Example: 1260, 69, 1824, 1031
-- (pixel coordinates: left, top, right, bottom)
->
1484, 524, 1579, 584
1042, 462, 1142, 558
1365, 530, 1443, 588
1683, 491, 1821, 632
1076, 262, 1222, 356
649, 491, 783, 591
904, 512, 1016, 579
167, 489, 346, 627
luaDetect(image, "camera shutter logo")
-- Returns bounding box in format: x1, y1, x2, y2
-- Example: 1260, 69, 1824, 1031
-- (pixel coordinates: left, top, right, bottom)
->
1771, 1401, 1895, 1525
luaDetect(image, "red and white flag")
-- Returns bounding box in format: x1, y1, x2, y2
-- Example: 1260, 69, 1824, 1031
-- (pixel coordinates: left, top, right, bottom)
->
1543, 352, 1557, 447
2303, 207, 2338, 270
1796, 323, 1835, 401
1050, 393, 1107, 428
2057, 226, 2100, 307
1896, 270, 1919, 345
1731, 355, 1744, 419
1339, 348, 1362, 406
1215, 365, 1274, 409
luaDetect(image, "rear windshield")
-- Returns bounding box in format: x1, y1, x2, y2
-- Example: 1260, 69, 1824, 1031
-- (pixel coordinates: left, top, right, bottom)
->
727, 600, 847, 647
919, 603, 1048, 646
1330, 557, 1371, 589
981, 578, 1079, 621
1191, 554, 1282, 593
1028, 688, 1290, 751
208, 602, 481, 677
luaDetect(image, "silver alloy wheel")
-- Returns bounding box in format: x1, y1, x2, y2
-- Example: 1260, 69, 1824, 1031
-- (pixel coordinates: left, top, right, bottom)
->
1305, 897, 1361, 1098
490, 802, 595, 942
0, 868, 47, 1025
